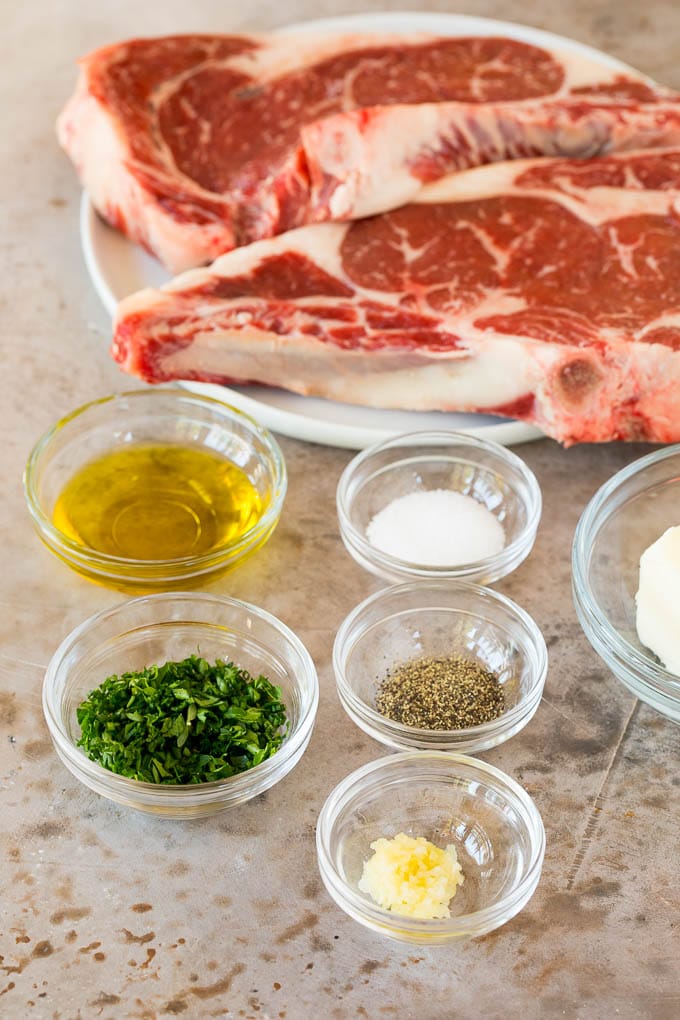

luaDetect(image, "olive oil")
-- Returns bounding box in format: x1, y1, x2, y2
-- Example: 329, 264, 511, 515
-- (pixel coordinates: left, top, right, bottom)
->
52, 444, 264, 560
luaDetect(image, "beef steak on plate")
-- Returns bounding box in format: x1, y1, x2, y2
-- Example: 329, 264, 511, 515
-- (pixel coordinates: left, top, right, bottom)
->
58, 31, 680, 271
112, 148, 680, 445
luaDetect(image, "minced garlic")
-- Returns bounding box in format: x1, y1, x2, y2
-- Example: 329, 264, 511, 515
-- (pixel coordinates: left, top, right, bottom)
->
358, 832, 464, 919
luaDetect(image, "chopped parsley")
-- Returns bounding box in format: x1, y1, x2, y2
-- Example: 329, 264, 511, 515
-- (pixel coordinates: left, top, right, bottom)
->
76, 655, 288, 784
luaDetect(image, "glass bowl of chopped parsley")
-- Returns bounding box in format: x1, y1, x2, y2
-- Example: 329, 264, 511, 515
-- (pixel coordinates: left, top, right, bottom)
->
316, 751, 545, 944
333, 579, 547, 754
336, 430, 542, 585
42, 592, 318, 817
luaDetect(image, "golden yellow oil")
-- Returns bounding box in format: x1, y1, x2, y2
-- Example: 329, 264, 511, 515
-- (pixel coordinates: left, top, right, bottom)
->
52, 444, 265, 561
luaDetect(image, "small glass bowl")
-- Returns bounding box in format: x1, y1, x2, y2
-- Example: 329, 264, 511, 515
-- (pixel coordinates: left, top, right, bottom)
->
316, 751, 545, 944
336, 430, 541, 584
24, 388, 287, 591
333, 580, 547, 754
42, 592, 319, 817
573, 444, 680, 723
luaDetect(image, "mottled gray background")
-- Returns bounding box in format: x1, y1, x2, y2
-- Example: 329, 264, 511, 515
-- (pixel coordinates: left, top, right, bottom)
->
1, 2, 679, 1018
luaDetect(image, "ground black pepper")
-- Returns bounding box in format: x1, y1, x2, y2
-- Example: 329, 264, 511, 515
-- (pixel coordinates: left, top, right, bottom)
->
375, 654, 505, 730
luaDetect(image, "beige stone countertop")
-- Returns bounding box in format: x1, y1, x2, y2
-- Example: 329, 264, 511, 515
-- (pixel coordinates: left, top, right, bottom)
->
2, 2, 679, 1018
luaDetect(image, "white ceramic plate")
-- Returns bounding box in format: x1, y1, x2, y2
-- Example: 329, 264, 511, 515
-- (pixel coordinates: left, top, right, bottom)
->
81, 11, 636, 449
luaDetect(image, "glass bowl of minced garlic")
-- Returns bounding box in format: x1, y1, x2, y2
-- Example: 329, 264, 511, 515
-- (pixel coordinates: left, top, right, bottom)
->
333, 579, 547, 754
316, 751, 545, 944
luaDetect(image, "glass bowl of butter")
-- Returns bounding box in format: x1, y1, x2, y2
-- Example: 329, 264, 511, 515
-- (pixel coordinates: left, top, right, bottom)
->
572, 444, 680, 723
316, 751, 545, 944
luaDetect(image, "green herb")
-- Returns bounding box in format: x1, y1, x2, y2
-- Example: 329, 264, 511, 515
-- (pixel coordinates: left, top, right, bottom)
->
375, 654, 505, 730
76, 655, 288, 784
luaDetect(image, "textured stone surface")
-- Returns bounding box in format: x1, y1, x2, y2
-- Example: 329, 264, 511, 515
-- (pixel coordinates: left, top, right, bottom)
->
1, 3, 680, 1018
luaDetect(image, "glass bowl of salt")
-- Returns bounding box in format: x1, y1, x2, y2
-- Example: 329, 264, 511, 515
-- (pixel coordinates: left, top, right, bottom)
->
336, 430, 541, 584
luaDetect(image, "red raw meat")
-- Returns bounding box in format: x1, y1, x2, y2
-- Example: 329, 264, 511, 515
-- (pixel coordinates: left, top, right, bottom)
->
58, 32, 680, 271
112, 148, 680, 445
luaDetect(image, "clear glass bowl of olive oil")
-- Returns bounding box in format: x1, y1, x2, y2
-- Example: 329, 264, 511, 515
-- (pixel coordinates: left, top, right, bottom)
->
24, 389, 287, 591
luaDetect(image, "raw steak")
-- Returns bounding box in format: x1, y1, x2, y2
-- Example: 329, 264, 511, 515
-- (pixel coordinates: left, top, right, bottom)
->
58, 31, 680, 271
112, 148, 680, 445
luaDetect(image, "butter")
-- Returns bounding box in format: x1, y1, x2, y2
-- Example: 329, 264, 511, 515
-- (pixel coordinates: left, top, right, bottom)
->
635, 525, 680, 676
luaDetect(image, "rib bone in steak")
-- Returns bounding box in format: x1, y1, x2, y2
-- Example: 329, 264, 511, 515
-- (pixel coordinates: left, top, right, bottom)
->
58, 32, 680, 271
112, 148, 680, 445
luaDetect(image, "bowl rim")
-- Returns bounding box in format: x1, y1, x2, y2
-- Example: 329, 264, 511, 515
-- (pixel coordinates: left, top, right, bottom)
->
23, 388, 287, 573
42, 591, 319, 803
316, 750, 546, 936
572, 443, 680, 699
336, 429, 542, 580
333, 578, 548, 744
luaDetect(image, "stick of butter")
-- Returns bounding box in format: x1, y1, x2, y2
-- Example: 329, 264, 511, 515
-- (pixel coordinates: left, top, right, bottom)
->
635, 525, 680, 676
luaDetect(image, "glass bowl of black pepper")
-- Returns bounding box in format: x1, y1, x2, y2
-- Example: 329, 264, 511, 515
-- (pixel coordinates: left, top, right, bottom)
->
316, 751, 545, 944
333, 579, 548, 754
336, 430, 542, 584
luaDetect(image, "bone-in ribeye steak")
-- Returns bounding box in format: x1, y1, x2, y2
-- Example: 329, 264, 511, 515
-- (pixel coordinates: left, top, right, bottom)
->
112, 149, 680, 445
58, 32, 680, 270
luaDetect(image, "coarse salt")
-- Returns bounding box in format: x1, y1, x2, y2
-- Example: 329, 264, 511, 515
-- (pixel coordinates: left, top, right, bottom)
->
365, 488, 505, 566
